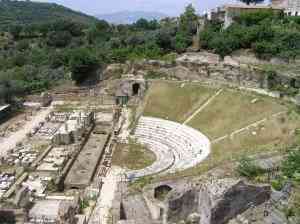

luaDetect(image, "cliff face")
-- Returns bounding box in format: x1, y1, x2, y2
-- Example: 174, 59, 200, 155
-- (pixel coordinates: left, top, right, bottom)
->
166, 180, 271, 224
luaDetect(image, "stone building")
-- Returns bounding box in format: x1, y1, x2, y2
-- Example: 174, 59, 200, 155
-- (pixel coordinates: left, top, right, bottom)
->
210, 4, 284, 28
115, 75, 146, 105
52, 111, 94, 145
28, 199, 78, 224
272, 0, 300, 15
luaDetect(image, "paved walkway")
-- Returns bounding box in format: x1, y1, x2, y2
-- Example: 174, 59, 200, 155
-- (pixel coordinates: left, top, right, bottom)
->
183, 89, 223, 125
0, 106, 53, 157
118, 107, 131, 143
89, 167, 123, 224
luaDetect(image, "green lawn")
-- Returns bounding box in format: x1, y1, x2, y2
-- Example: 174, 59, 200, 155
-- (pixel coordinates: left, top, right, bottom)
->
112, 142, 156, 170
188, 89, 286, 139
139, 81, 300, 180
143, 81, 217, 123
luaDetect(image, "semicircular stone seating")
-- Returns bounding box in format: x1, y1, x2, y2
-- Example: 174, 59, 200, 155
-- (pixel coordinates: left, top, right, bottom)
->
126, 116, 211, 179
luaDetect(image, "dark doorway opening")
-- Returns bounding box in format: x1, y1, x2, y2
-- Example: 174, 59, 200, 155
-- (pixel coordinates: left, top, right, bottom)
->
120, 202, 127, 220
154, 185, 173, 201
132, 83, 140, 96
70, 187, 80, 190
290, 78, 296, 88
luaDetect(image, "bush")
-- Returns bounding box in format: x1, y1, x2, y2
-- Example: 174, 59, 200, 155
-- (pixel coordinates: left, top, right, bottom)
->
237, 156, 264, 179
234, 9, 281, 26
271, 179, 285, 191
46, 31, 72, 48
68, 48, 98, 83
282, 149, 300, 180
199, 11, 300, 61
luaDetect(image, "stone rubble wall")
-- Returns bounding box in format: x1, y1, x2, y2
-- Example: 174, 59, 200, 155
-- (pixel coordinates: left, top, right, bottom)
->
103, 52, 300, 92
165, 180, 271, 224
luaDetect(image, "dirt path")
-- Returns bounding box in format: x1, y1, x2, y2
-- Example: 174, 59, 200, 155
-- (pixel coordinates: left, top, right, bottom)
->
0, 106, 53, 157
183, 89, 223, 125
89, 167, 123, 224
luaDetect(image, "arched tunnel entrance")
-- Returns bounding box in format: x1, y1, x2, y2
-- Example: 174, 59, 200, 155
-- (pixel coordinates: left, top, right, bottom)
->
132, 83, 140, 96
154, 185, 173, 201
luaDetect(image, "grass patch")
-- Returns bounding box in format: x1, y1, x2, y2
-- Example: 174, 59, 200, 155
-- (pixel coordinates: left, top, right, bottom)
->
188, 89, 286, 139
143, 81, 216, 123
159, 113, 300, 180
112, 141, 156, 170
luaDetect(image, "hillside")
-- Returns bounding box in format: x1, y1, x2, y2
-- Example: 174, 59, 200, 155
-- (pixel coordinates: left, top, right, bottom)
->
96, 11, 168, 24
0, 1, 98, 29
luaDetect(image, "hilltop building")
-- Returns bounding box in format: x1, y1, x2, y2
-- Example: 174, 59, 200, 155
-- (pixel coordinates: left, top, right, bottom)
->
272, 0, 300, 15
209, 4, 284, 28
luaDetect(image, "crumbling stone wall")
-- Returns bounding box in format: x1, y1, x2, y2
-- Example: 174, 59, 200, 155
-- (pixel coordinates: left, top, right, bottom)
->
103, 52, 299, 92
208, 181, 271, 224
167, 189, 200, 223
165, 180, 271, 224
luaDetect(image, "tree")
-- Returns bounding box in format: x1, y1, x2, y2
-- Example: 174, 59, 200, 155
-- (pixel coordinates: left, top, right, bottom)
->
156, 27, 176, 50
9, 25, 22, 40
86, 20, 111, 44
179, 4, 198, 36
135, 18, 150, 30
68, 48, 98, 84
174, 32, 192, 53
46, 31, 72, 48
238, 0, 265, 5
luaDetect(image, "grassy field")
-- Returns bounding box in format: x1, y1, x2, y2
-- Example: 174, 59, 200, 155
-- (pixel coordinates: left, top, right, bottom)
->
112, 142, 156, 170
143, 81, 217, 123
160, 112, 300, 180
138, 81, 300, 181
187, 89, 286, 139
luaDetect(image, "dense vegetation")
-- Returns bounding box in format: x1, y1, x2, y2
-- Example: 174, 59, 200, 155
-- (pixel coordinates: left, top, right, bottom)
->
1, 1, 300, 104
200, 10, 300, 60
0, 0, 98, 29
0, 1, 199, 104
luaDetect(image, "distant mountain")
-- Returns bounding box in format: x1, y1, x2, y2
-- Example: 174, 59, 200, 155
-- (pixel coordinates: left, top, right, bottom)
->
0, 1, 98, 29
96, 11, 168, 24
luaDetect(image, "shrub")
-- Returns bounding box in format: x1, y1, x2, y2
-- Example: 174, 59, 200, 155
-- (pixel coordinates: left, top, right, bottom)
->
68, 48, 98, 83
271, 179, 285, 191
282, 149, 300, 180
237, 156, 264, 179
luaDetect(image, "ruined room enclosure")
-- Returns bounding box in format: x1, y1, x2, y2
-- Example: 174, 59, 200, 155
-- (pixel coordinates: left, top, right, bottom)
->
117, 178, 272, 224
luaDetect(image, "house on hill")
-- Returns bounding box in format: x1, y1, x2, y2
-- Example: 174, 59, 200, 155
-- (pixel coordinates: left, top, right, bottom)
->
272, 0, 300, 16
209, 4, 284, 28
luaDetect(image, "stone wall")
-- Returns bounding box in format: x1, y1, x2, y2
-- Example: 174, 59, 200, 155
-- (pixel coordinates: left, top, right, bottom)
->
165, 180, 271, 224
103, 52, 300, 93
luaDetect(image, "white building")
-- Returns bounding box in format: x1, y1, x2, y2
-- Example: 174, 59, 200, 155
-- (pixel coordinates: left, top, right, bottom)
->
272, 0, 300, 16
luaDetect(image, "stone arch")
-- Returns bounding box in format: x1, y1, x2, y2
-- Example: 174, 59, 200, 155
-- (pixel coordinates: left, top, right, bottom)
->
154, 185, 173, 200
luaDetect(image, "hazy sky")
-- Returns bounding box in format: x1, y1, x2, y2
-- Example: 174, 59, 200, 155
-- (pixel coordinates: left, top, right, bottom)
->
34, 0, 237, 16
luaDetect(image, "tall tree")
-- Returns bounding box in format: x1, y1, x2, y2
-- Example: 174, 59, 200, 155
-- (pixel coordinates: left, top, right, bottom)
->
179, 4, 198, 35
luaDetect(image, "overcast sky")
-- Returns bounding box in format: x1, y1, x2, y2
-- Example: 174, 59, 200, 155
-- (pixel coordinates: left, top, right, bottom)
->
34, 0, 238, 16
